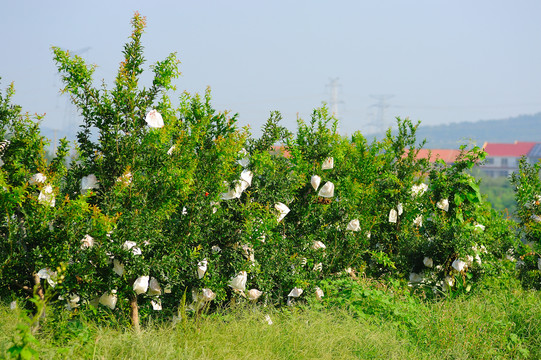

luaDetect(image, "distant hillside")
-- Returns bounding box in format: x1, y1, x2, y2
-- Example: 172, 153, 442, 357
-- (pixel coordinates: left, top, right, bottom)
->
408, 113, 541, 149
41, 112, 541, 150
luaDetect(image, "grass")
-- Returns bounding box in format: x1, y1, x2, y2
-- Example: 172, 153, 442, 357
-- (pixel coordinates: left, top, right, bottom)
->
1, 276, 540, 359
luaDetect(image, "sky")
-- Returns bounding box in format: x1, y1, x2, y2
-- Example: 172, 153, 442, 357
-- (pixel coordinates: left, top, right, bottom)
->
1, 0, 540, 139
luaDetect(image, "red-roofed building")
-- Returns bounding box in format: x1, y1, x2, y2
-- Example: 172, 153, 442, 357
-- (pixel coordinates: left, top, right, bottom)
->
270, 145, 291, 158
414, 149, 462, 164
480, 141, 538, 177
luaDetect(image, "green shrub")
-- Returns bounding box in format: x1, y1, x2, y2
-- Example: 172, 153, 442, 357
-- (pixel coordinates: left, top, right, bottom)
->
51, 13, 253, 328
0, 12, 527, 330
0, 80, 83, 305
510, 157, 541, 289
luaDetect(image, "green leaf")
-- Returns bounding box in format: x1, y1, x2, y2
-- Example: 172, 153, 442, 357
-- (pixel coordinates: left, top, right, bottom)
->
468, 179, 483, 203
20, 346, 39, 360
7, 346, 22, 357
456, 208, 464, 223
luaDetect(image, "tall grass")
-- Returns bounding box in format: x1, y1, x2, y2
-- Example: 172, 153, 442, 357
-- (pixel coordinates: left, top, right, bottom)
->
1, 276, 540, 359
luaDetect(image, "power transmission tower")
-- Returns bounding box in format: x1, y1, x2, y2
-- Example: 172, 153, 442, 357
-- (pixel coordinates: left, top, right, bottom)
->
369, 94, 394, 132
53, 46, 91, 151
52, 46, 92, 154
326, 78, 343, 133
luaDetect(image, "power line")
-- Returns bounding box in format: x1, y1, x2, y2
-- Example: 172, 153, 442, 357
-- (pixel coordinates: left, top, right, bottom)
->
369, 94, 394, 132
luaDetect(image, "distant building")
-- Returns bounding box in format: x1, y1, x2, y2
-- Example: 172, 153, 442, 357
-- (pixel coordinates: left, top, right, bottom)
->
527, 143, 541, 164
479, 141, 539, 178
413, 149, 462, 165
270, 145, 290, 158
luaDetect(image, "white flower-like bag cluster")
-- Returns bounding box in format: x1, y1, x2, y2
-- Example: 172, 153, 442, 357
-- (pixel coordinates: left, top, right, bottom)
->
237, 148, 250, 168
80, 234, 94, 249
309, 158, 336, 200
37, 268, 57, 287
436, 198, 449, 212
346, 219, 360, 231
197, 259, 208, 279
229, 271, 247, 292
389, 203, 404, 223
321, 157, 334, 170
30, 173, 55, 207
287, 287, 303, 306
145, 109, 164, 128
221, 149, 253, 200
190, 288, 217, 311
318, 181, 335, 198
131, 276, 163, 311
99, 290, 118, 310
411, 183, 428, 197
311, 175, 321, 191
81, 174, 99, 194
275, 202, 290, 222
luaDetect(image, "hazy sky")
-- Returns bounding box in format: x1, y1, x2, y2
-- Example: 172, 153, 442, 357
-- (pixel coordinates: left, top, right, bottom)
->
1, 1, 540, 138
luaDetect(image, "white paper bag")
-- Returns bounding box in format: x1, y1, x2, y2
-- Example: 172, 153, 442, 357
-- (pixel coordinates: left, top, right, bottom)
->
388, 209, 398, 223
346, 219, 360, 231
275, 202, 290, 222
228, 271, 247, 292
133, 276, 149, 295
197, 259, 208, 279
145, 109, 164, 128
318, 182, 334, 198
81, 174, 99, 194
321, 157, 334, 170
311, 175, 321, 191
99, 290, 118, 310
148, 277, 162, 296
437, 198, 449, 212
247, 289, 263, 301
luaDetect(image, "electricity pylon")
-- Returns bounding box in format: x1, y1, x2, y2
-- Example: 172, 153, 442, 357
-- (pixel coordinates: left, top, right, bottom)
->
326, 78, 343, 133
369, 94, 394, 132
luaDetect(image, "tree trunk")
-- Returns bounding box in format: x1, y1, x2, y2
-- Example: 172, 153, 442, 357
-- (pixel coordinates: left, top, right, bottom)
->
130, 295, 140, 333
33, 273, 44, 301
32, 273, 45, 332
